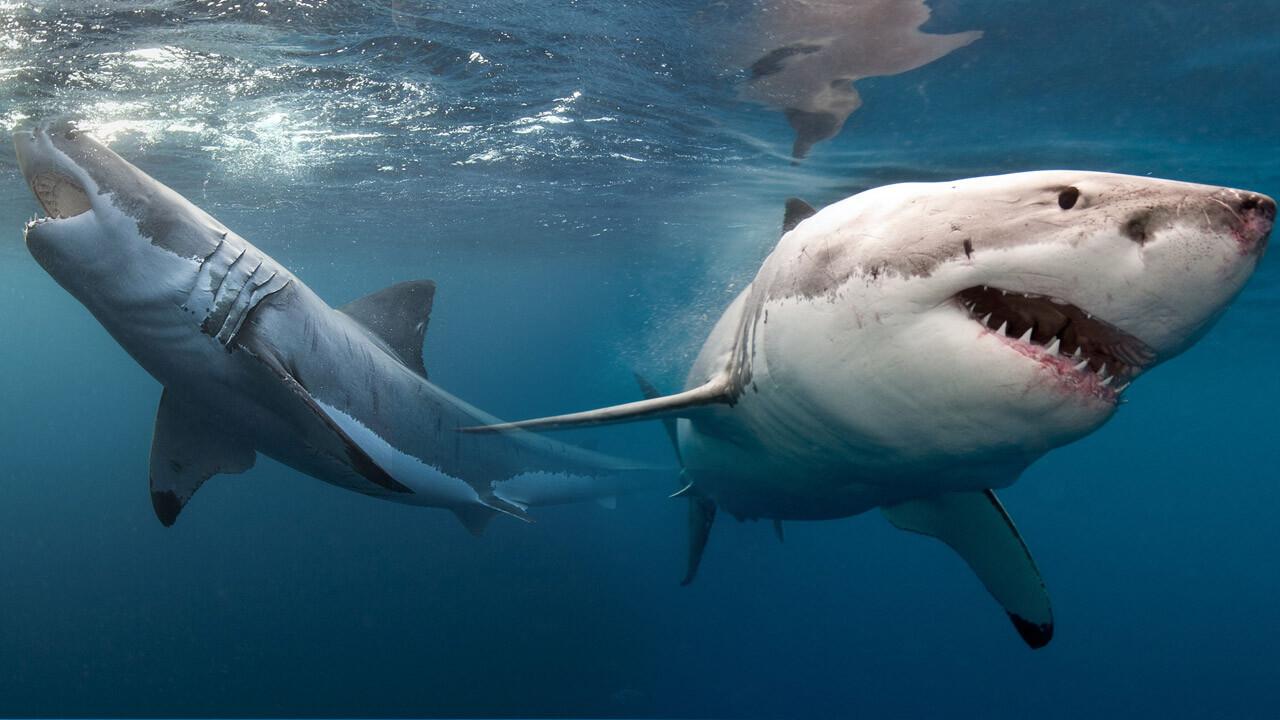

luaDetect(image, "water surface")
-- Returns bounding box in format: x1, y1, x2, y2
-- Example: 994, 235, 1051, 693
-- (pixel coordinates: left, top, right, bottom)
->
1, 1, 1278, 717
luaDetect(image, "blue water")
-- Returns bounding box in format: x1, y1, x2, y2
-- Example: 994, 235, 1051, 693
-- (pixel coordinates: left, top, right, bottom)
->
2, 1, 1279, 716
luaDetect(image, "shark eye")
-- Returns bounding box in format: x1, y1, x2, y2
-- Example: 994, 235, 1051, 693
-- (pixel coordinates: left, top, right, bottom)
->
1058, 187, 1080, 210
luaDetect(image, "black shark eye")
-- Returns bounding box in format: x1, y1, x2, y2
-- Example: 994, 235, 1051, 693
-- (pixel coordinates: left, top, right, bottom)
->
1058, 186, 1080, 210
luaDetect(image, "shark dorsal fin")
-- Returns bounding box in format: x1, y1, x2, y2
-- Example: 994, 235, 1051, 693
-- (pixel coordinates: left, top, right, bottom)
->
783, 198, 817, 234
338, 279, 435, 378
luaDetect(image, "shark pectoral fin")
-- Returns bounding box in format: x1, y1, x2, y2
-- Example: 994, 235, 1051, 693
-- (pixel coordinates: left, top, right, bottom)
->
149, 389, 256, 527
237, 344, 414, 495
881, 490, 1053, 649
782, 198, 817, 234
338, 279, 435, 378
461, 375, 735, 435
681, 493, 717, 586
281, 373, 413, 495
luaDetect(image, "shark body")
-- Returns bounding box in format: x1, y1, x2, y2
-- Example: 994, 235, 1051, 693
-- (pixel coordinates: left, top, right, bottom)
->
15, 121, 661, 535
471, 171, 1274, 646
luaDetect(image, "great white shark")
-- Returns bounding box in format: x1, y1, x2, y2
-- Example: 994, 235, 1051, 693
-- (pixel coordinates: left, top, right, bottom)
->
14, 121, 663, 535
470, 170, 1274, 647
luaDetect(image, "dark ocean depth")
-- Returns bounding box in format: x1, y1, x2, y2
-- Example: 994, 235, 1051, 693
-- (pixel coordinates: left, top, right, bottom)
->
1, 1, 1279, 717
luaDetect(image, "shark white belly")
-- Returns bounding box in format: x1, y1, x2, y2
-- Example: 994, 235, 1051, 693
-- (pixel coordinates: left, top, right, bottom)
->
14, 121, 666, 537
471, 170, 1274, 648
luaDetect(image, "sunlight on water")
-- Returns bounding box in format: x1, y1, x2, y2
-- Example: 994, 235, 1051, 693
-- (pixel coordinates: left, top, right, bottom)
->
0, 1, 1279, 718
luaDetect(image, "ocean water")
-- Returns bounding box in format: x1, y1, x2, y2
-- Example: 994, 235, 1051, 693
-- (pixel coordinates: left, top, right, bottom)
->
1, 0, 1278, 717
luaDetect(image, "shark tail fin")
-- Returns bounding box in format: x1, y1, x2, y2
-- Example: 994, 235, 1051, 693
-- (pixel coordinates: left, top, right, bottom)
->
634, 374, 719, 587
460, 374, 735, 435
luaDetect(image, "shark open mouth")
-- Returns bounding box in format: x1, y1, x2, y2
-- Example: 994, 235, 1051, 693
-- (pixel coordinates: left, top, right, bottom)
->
956, 285, 1156, 397
27, 171, 91, 224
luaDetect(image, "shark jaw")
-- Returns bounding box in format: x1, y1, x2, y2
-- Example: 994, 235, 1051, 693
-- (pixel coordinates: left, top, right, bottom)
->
16, 126, 96, 240
27, 171, 92, 223
954, 284, 1153, 403
458, 171, 1275, 649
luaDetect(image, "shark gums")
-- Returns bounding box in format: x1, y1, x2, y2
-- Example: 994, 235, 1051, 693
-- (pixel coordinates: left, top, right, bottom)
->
471, 170, 1274, 648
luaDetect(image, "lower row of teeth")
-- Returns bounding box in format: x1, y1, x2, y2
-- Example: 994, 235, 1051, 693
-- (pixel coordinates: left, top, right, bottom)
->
970, 309, 1130, 393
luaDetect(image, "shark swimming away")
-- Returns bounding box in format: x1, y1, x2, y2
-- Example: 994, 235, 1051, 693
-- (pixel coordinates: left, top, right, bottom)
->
14, 121, 663, 536
469, 170, 1275, 648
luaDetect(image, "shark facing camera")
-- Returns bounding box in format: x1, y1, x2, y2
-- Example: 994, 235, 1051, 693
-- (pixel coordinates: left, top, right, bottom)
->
471, 169, 1274, 648
15, 121, 1273, 650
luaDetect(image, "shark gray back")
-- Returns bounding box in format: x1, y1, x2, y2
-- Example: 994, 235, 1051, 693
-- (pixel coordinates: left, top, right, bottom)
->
468, 171, 1274, 648
15, 121, 666, 536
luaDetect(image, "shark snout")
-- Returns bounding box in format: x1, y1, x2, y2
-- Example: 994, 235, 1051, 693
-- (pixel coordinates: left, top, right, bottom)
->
1217, 189, 1275, 254
1238, 191, 1274, 254
13, 123, 95, 223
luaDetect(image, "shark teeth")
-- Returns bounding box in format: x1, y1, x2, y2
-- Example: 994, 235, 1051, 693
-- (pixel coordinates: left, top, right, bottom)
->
956, 284, 1152, 397
24, 214, 55, 231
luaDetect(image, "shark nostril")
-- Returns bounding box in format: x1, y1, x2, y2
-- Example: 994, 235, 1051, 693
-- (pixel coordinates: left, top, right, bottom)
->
1123, 215, 1149, 244
1241, 193, 1277, 221
1235, 193, 1275, 253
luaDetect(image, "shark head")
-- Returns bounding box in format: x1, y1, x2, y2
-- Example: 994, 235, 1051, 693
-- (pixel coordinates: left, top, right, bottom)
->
755, 170, 1273, 471
14, 121, 229, 306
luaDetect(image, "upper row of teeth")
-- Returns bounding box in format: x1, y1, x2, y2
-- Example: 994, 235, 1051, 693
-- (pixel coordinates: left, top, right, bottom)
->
979, 286, 1093, 319
963, 301, 1130, 393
